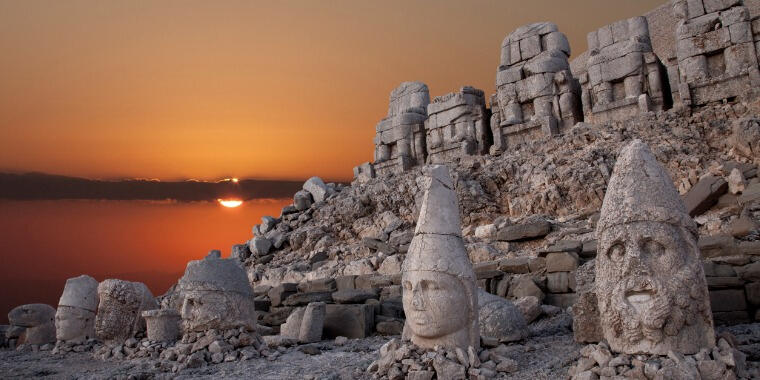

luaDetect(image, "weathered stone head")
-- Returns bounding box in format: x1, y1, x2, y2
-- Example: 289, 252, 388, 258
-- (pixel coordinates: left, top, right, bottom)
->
56, 275, 99, 343
8, 303, 56, 345
95, 279, 158, 343
402, 165, 479, 351
596, 140, 714, 355
178, 256, 257, 333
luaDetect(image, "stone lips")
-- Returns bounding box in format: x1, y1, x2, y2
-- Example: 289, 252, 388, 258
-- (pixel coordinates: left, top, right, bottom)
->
178, 257, 254, 296
58, 274, 99, 312
597, 139, 697, 237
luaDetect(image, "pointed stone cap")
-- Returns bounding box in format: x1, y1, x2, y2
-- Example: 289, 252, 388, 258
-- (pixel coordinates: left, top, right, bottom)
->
178, 256, 253, 296
414, 165, 461, 237
405, 165, 474, 280
58, 275, 99, 312
597, 139, 697, 236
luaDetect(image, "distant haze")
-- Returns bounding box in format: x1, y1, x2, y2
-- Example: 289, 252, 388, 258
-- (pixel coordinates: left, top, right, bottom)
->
0, 0, 665, 181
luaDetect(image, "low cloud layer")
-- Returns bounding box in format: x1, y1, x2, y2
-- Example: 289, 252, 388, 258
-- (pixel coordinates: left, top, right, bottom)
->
0, 172, 304, 201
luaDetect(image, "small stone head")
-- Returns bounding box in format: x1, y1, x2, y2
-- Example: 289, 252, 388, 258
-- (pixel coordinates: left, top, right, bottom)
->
596, 140, 714, 355
402, 165, 479, 351
178, 256, 257, 333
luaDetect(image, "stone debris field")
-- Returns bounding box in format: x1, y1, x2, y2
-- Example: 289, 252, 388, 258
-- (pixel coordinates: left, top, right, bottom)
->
5, 0, 760, 379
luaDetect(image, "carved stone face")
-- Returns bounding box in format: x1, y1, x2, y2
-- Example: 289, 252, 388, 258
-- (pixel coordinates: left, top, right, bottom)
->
402, 270, 469, 340
597, 221, 712, 354
180, 290, 256, 333
55, 306, 95, 343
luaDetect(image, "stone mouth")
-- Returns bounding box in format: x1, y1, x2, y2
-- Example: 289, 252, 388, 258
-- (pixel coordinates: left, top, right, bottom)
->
625, 290, 654, 312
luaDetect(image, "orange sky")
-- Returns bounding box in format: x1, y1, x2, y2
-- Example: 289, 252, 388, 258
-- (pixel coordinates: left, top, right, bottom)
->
0, 0, 665, 182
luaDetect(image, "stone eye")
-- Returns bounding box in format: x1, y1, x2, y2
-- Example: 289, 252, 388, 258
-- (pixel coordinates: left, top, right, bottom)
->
607, 243, 625, 262
641, 239, 665, 256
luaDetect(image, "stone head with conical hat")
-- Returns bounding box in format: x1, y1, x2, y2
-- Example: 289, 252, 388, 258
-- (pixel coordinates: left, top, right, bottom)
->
178, 256, 257, 333
402, 165, 479, 351
596, 140, 714, 355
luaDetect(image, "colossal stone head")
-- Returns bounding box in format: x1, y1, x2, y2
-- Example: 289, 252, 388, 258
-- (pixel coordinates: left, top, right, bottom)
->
8, 303, 56, 345
596, 140, 715, 355
178, 256, 257, 333
95, 279, 158, 343
55, 275, 99, 343
402, 165, 479, 351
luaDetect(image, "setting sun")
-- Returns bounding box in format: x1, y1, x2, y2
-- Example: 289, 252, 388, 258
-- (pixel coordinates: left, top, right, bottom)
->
217, 199, 243, 208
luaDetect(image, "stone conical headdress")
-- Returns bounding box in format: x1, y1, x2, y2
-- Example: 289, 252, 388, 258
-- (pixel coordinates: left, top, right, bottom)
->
58, 274, 99, 312
178, 256, 253, 296
404, 165, 474, 280
597, 139, 697, 237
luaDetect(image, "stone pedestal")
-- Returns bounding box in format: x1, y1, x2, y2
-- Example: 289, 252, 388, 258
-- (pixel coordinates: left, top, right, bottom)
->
142, 309, 181, 343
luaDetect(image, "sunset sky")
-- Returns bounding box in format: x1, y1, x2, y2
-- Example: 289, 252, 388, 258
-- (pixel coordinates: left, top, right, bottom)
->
0, 0, 665, 182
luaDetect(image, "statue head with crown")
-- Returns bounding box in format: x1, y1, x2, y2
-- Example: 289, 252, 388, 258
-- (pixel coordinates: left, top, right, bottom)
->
402, 165, 479, 351
596, 140, 715, 355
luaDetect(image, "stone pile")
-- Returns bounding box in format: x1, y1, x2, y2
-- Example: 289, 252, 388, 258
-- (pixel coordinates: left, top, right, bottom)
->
92, 327, 269, 373
569, 338, 747, 380
368, 338, 525, 380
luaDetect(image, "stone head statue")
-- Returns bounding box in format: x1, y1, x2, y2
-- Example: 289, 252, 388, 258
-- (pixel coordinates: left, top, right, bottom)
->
95, 279, 158, 343
596, 140, 714, 355
178, 256, 257, 333
8, 303, 56, 345
402, 165, 479, 351
56, 275, 99, 343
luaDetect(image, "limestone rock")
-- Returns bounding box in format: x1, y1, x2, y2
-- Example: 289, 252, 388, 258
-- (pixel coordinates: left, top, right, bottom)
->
303, 176, 329, 203
298, 302, 326, 343
513, 296, 542, 323
142, 309, 181, 343
683, 174, 728, 216
496, 220, 551, 241
478, 290, 528, 343
294, 190, 313, 211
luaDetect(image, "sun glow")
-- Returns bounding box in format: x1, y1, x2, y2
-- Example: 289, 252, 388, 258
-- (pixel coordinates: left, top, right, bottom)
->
217, 199, 243, 208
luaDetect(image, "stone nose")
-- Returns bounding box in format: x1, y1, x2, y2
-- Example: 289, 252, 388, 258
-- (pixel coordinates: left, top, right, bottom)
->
411, 287, 425, 310
622, 245, 649, 277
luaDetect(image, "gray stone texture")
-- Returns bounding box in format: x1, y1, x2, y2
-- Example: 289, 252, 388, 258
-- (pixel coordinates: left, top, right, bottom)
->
477, 290, 528, 343
141, 309, 181, 343
55, 275, 99, 343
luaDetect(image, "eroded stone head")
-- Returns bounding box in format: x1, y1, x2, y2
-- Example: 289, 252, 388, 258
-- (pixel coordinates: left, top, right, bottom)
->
178, 256, 257, 333
56, 275, 99, 343
8, 303, 56, 345
402, 165, 478, 351
95, 279, 157, 343
596, 140, 714, 355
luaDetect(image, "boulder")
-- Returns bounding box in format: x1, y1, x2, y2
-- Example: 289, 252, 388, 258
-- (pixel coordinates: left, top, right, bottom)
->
496, 220, 551, 241
303, 177, 329, 203
299, 302, 326, 343
477, 290, 527, 343
331, 289, 379, 304
323, 304, 374, 339
249, 237, 272, 256
282, 291, 332, 306
294, 190, 313, 211
683, 175, 728, 216
513, 296, 542, 323
8, 304, 56, 345
546, 251, 580, 272
268, 283, 298, 307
